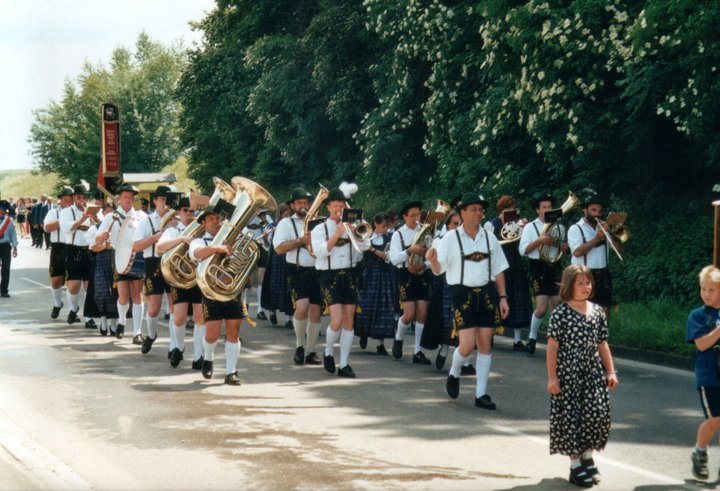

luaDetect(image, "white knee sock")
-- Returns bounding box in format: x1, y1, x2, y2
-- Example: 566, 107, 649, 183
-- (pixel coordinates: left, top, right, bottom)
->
51, 287, 63, 308
339, 329, 354, 368
193, 324, 206, 361
147, 314, 159, 339
293, 318, 308, 348
257, 287, 263, 312
109, 319, 117, 331
173, 321, 185, 352
414, 322, 425, 353
514, 327, 522, 343
100, 316, 107, 330
307, 322, 321, 353
203, 337, 217, 361
117, 302, 129, 325
396, 318, 410, 341
439, 344, 449, 357
132, 303, 144, 336
225, 341, 240, 374
325, 327, 341, 356
449, 349, 467, 378
529, 314, 543, 340
475, 353, 492, 398
68, 292, 79, 312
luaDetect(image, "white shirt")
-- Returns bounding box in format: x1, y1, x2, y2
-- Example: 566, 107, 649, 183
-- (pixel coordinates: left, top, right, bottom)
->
158, 222, 187, 247
389, 223, 421, 268
311, 219, 369, 271
273, 214, 316, 267
518, 218, 543, 259
59, 204, 95, 246
432, 225, 509, 286
133, 210, 168, 258
189, 232, 215, 261
43, 206, 66, 244
97, 207, 145, 250
567, 218, 608, 268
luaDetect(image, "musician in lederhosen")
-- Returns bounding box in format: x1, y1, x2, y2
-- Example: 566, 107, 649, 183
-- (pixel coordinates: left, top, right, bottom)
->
389, 201, 433, 365
157, 197, 205, 369
133, 185, 175, 355
427, 192, 510, 410
273, 188, 324, 366
95, 183, 145, 341
189, 205, 243, 385
354, 212, 396, 355
59, 184, 98, 327
486, 195, 533, 353
43, 186, 73, 319
518, 193, 566, 354
567, 192, 619, 322
312, 187, 370, 378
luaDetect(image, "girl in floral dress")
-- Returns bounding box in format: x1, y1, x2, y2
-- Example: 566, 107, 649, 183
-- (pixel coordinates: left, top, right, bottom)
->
546, 264, 619, 488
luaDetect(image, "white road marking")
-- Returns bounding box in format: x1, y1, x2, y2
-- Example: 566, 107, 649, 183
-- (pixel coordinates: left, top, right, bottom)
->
21, 277, 50, 289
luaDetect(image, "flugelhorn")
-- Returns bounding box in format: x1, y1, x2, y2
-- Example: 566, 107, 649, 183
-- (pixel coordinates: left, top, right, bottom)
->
408, 199, 452, 269
303, 184, 329, 257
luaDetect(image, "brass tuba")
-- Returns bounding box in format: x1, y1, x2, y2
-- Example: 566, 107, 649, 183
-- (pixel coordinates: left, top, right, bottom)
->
538, 191, 580, 264
161, 177, 236, 289
303, 184, 329, 257
196, 177, 277, 302
408, 200, 452, 269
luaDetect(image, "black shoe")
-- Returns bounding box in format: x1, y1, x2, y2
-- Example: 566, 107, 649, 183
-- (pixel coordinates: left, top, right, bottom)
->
305, 352, 322, 365
323, 354, 336, 374
293, 346, 305, 365
164, 312, 170, 320
569, 466, 594, 488
257, 311, 267, 320
580, 457, 601, 484
475, 394, 497, 410
51, 303, 63, 319
460, 364, 476, 376
167, 350, 172, 359
513, 341, 526, 352
141, 335, 156, 354
446, 375, 460, 399
224, 371, 241, 385
186, 320, 195, 330
692, 449, 709, 480
285, 320, 293, 329
392, 339, 403, 359
85, 319, 97, 329
337, 365, 356, 378
132, 334, 146, 345
527, 338, 537, 355
435, 353, 446, 370
413, 351, 431, 365
201, 360, 214, 379
115, 324, 125, 339
169, 348, 184, 367
0, 293, 9, 298
67, 309, 79, 325
269, 312, 277, 325
192, 356, 204, 370
359, 336, 368, 349
376, 345, 389, 356
100, 327, 108, 336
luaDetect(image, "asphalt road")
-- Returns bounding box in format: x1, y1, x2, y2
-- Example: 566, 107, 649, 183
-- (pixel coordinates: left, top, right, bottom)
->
0, 239, 714, 490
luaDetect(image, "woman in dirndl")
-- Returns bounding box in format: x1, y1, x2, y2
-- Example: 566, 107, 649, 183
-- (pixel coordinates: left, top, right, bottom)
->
354, 212, 396, 355
89, 203, 119, 336
261, 203, 293, 326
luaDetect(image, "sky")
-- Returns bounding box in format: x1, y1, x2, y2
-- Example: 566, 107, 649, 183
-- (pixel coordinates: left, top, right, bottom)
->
0, 0, 216, 171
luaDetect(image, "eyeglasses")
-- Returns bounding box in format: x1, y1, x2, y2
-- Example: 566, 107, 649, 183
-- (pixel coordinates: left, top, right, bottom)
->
180, 208, 191, 212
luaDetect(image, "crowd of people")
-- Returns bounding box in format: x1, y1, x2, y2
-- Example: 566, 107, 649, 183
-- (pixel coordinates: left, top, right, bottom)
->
0, 179, 652, 488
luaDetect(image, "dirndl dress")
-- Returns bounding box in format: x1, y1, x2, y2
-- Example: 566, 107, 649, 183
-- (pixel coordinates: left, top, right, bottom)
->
261, 244, 293, 315
421, 272, 456, 349
93, 249, 119, 318
354, 233, 396, 340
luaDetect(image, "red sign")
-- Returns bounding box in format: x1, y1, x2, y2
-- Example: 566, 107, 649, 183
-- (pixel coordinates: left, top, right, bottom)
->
101, 103, 121, 177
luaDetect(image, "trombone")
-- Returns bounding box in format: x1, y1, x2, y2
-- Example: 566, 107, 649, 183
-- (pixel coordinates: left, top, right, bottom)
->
595, 219, 625, 262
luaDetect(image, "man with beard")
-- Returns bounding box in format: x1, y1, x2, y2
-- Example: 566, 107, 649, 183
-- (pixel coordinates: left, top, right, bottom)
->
273, 187, 323, 366
43, 186, 74, 319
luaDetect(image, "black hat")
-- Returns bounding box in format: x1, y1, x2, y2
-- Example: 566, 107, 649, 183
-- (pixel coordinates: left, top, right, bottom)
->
196, 199, 236, 223
531, 193, 554, 209
455, 192, 489, 211
72, 184, 91, 196
196, 205, 218, 223
58, 185, 74, 198
323, 188, 348, 204
177, 197, 190, 209
139, 198, 149, 206
582, 192, 607, 208
287, 187, 312, 205
92, 190, 105, 200
116, 183, 139, 195
400, 201, 423, 216
0, 200, 9, 211
152, 185, 172, 198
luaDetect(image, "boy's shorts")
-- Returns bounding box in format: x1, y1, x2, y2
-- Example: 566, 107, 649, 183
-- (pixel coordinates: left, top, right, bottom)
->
699, 386, 720, 418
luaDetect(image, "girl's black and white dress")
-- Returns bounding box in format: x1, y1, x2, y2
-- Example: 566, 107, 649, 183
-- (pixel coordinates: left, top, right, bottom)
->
548, 302, 610, 456
354, 232, 396, 341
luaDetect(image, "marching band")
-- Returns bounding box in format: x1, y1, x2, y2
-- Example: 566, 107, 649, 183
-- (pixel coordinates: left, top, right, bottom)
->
35, 177, 624, 400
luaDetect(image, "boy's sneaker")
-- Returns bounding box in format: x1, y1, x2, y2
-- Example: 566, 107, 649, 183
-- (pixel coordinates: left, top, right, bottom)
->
692, 448, 709, 480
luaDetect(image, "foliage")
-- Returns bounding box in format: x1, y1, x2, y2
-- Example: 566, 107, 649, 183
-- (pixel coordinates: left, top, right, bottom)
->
0, 170, 61, 200
28, 33, 187, 185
